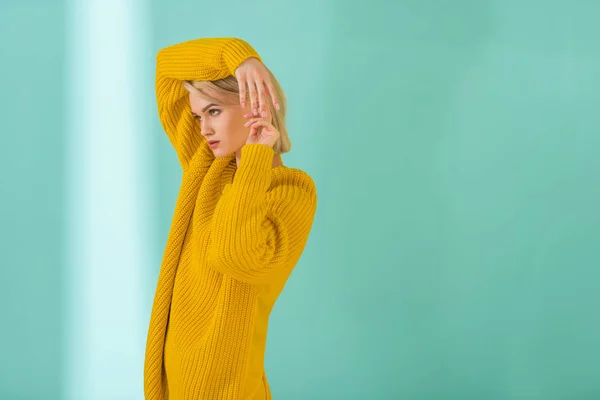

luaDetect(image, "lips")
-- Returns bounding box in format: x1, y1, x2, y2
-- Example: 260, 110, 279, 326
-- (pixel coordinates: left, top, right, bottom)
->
208, 140, 219, 145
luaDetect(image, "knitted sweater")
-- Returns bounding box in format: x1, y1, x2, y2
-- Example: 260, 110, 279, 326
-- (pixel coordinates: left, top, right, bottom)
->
143, 37, 318, 400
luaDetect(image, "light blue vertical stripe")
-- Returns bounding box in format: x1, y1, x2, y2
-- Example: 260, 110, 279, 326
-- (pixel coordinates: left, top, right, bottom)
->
63, 0, 153, 398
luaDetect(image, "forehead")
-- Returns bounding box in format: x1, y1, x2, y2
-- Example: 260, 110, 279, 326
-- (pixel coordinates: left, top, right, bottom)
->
189, 90, 218, 108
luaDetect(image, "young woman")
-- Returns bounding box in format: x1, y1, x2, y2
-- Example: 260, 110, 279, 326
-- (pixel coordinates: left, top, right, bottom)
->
143, 37, 318, 400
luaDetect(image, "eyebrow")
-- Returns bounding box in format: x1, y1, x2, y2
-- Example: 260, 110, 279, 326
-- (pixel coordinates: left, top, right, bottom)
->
191, 103, 219, 116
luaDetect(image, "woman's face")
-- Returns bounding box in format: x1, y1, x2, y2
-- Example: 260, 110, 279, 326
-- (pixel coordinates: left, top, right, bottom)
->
189, 89, 249, 158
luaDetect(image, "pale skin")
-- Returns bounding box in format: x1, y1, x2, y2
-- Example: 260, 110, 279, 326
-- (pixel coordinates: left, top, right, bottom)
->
189, 57, 283, 169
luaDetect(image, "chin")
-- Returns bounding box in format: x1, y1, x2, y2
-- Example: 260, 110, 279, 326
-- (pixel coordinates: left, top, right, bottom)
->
212, 147, 231, 158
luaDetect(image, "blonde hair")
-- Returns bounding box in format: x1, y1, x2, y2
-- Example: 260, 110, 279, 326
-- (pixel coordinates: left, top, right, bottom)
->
182, 67, 291, 155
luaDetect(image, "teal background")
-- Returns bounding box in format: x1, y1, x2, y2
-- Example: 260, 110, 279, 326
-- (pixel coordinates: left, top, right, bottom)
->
1, 0, 599, 398
1, 1, 66, 398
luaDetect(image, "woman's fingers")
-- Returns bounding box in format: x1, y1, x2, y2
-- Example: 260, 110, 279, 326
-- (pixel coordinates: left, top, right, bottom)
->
241, 82, 279, 116
248, 79, 258, 115
256, 79, 269, 117
247, 119, 264, 138
236, 59, 280, 113
255, 80, 279, 114
251, 79, 269, 117
244, 118, 260, 127
264, 80, 280, 110
244, 105, 270, 121
238, 75, 248, 109
244, 117, 271, 128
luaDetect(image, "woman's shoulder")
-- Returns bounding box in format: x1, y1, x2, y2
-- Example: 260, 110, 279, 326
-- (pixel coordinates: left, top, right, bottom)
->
270, 166, 317, 197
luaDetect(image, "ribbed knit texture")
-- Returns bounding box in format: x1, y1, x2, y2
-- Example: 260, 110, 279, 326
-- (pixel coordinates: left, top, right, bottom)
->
143, 37, 318, 400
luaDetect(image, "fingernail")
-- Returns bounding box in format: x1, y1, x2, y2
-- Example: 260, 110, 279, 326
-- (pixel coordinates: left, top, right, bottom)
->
275, 103, 280, 110
261, 110, 266, 117
241, 101, 245, 108
253, 109, 258, 115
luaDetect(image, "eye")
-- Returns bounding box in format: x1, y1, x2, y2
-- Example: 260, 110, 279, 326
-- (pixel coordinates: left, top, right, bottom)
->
193, 109, 220, 121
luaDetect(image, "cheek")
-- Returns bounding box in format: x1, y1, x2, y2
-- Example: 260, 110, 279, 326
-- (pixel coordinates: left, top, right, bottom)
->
232, 117, 249, 137
220, 117, 247, 142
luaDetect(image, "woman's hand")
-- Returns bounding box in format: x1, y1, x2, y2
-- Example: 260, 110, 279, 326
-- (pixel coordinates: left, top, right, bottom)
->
244, 109, 280, 148
235, 57, 280, 117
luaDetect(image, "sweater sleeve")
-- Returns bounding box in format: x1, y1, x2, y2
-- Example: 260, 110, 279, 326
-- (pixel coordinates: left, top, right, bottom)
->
206, 144, 318, 285
155, 37, 263, 169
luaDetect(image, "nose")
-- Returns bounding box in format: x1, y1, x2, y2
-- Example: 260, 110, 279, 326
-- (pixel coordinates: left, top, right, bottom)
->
200, 121, 214, 138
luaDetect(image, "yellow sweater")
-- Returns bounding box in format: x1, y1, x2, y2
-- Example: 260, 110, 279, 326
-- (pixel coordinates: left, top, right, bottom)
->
143, 38, 318, 400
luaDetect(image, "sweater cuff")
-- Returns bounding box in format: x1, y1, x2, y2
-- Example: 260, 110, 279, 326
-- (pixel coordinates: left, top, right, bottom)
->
233, 144, 274, 195
222, 39, 263, 76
